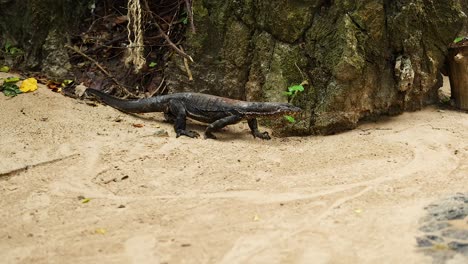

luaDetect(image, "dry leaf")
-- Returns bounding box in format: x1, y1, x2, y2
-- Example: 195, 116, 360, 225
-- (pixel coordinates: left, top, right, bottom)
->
95, 228, 107, 235
46, 80, 61, 92
75, 83, 87, 97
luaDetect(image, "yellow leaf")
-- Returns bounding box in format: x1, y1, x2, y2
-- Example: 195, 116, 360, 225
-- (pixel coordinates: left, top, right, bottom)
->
19, 78, 38, 93
95, 228, 107, 234
81, 198, 91, 203
433, 244, 448, 250
354, 209, 363, 214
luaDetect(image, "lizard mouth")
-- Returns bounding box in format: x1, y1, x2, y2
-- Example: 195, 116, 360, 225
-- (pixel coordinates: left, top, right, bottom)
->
279, 105, 302, 115
264, 106, 302, 117
240, 103, 302, 118
272, 105, 301, 115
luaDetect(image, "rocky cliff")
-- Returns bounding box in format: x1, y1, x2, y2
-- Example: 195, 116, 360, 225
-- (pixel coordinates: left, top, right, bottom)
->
166, 0, 466, 134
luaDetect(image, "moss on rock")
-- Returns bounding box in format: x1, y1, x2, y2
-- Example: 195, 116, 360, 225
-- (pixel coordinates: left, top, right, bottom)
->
263, 42, 308, 102
256, 0, 315, 43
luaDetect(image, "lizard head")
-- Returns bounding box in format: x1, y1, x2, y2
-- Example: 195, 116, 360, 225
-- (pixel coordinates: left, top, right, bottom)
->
242, 102, 302, 117
275, 103, 302, 115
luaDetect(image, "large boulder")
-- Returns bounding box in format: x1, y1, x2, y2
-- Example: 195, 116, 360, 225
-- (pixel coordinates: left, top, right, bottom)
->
166, 0, 466, 135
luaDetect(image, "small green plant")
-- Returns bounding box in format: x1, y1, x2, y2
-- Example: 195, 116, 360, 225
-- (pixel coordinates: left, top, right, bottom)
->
0, 83, 22, 97
148, 61, 157, 68
453, 36, 465, 43
178, 11, 188, 25
0, 66, 10, 72
283, 83, 305, 101
4, 43, 23, 56
284, 115, 296, 123
283, 80, 307, 123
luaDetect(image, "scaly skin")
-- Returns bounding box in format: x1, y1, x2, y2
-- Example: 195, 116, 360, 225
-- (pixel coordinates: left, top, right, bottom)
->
86, 89, 301, 139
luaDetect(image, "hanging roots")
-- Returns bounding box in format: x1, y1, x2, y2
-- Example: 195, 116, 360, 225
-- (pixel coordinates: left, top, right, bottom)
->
125, 0, 146, 72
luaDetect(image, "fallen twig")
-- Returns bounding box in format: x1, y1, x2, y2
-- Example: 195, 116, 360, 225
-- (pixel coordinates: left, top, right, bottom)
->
103, 177, 117, 184
359, 128, 393, 132
0, 154, 80, 180
86, 34, 128, 53
65, 44, 138, 97
147, 76, 166, 97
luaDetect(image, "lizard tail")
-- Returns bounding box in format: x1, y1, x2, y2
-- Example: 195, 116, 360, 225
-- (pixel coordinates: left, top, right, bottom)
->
85, 88, 163, 113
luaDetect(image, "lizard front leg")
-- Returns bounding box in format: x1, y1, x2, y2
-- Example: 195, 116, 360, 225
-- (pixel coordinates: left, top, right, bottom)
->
205, 115, 242, 139
169, 100, 200, 138
247, 118, 271, 140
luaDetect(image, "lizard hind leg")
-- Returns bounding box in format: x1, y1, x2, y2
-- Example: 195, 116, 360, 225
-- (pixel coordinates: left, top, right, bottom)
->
205, 115, 242, 139
169, 100, 200, 138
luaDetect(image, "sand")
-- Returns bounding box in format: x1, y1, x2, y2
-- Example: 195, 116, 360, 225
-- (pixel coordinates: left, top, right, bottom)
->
1, 73, 467, 263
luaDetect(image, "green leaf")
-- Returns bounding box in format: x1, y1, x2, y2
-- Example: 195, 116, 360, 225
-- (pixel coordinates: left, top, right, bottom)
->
5, 77, 20, 83
283, 91, 293, 96
62, 79, 73, 86
81, 198, 91, 203
288, 84, 304, 93
149, 61, 157, 68
0, 66, 10, 72
4, 43, 23, 55
4, 42, 12, 52
182, 17, 188, 25
284, 115, 296, 123
454, 37, 464, 43
1, 83, 22, 97
8, 47, 22, 55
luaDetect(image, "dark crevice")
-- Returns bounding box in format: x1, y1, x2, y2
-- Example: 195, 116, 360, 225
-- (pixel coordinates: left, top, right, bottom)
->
346, 13, 368, 35
240, 21, 258, 101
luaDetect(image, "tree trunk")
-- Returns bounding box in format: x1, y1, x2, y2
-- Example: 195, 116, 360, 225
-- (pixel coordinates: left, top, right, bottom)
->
448, 42, 468, 110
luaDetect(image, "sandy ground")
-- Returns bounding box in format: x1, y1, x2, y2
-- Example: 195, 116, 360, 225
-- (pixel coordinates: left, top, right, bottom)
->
0, 74, 467, 264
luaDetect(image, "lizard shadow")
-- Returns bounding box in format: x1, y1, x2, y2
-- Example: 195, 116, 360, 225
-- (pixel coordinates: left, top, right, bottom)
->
126, 112, 252, 141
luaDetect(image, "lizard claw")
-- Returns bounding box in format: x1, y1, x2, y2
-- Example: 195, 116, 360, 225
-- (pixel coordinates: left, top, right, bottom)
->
253, 131, 271, 140
176, 130, 200, 138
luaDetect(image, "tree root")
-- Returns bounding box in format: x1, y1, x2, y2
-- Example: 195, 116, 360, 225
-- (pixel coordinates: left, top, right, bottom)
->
147, 76, 166, 97
181, 46, 193, 81
184, 0, 195, 33
142, 0, 193, 63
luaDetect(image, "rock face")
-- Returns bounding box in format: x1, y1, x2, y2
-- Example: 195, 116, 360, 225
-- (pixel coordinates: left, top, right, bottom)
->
166, 0, 466, 135
0, 0, 85, 78
416, 193, 468, 263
